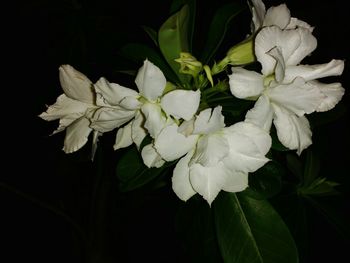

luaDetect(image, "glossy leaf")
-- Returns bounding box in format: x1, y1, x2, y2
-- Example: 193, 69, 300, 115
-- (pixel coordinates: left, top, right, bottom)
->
158, 5, 191, 86
118, 42, 180, 84
214, 192, 299, 263
200, 2, 245, 64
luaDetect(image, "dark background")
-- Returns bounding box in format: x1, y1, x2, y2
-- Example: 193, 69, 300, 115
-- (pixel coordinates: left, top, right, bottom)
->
4, 0, 349, 262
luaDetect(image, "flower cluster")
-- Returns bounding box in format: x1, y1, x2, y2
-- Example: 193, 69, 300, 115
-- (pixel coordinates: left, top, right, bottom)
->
40, 0, 344, 205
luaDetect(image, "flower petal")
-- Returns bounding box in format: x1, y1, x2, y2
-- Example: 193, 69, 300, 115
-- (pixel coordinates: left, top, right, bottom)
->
267, 77, 325, 116
131, 111, 147, 148
229, 67, 264, 99
221, 170, 249, 193
114, 121, 133, 150
141, 143, 165, 168
161, 89, 200, 121
272, 103, 312, 155
90, 106, 135, 133
255, 26, 300, 76
135, 60, 166, 101
250, 0, 266, 31
172, 150, 196, 202
193, 106, 225, 135
154, 123, 198, 162
63, 117, 93, 153
312, 81, 345, 112
284, 59, 345, 83
190, 162, 230, 206
245, 95, 274, 132
141, 102, 168, 138
267, 46, 285, 82
94, 77, 140, 109
286, 17, 314, 32
263, 4, 291, 29
59, 65, 94, 104
191, 133, 230, 167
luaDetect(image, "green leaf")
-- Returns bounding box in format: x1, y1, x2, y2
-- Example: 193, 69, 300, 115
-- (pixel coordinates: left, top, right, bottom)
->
175, 196, 223, 263
214, 192, 299, 263
303, 150, 320, 187
141, 25, 158, 47
286, 153, 304, 182
200, 2, 245, 64
245, 161, 283, 199
115, 146, 169, 192
158, 5, 191, 86
118, 42, 180, 84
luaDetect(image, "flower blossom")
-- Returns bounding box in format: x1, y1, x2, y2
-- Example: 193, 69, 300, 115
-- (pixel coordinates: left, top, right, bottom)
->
229, 25, 344, 154
154, 106, 271, 205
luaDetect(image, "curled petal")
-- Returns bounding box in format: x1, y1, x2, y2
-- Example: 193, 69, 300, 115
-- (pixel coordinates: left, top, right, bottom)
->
229, 67, 264, 99
263, 4, 291, 29
141, 102, 168, 138
154, 123, 198, 162
267, 46, 285, 82
193, 106, 225, 135
59, 65, 94, 104
141, 144, 165, 168
172, 150, 196, 202
135, 60, 166, 101
63, 117, 93, 153
132, 111, 147, 148
272, 103, 312, 155
250, 0, 266, 31
161, 89, 200, 121
94, 77, 140, 109
267, 77, 325, 116
245, 95, 274, 132
114, 121, 133, 150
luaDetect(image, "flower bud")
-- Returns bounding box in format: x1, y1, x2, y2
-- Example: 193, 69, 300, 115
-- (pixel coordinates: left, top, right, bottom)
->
226, 38, 255, 65
175, 52, 203, 77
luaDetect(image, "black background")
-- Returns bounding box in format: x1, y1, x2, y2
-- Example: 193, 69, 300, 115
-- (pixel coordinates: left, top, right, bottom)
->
4, 0, 350, 262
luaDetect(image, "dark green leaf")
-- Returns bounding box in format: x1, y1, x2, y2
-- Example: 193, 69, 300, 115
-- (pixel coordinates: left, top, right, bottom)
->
303, 150, 320, 187
286, 153, 303, 182
141, 25, 158, 47
200, 2, 245, 64
158, 5, 191, 86
175, 196, 223, 263
116, 146, 168, 192
214, 192, 299, 263
245, 161, 283, 199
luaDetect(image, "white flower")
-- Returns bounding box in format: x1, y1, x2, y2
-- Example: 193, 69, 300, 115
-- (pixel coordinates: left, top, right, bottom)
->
229, 26, 345, 154
154, 106, 271, 205
250, 0, 314, 32
110, 59, 201, 168
39, 65, 99, 154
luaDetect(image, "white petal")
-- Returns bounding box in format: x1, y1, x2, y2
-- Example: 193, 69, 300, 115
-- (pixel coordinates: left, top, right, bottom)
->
286, 28, 317, 66
94, 77, 140, 109
154, 124, 198, 162
91, 131, 101, 161
39, 94, 91, 121
191, 133, 230, 167
131, 111, 147, 148
284, 59, 345, 83
90, 106, 135, 133
245, 95, 274, 132
255, 26, 300, 76
161, 89, 200, 121
250, 0, 266, 31
135, 60, 166, 101
223, 124, 270, 173
178, 119, 195, 136
267, 77, 325, 116
272, 103, 312, 155
221, 170, 249, 193
267, 46, 285, 82
114, 121, 133, 150
141, 144, 165, 168
172, 150, 196, 201
59, 65, 94, 104
63, 117, 93, 153
263, 4, 291, 29
286, 17, 314, 32
193, 106, 225, 135
310, 81, 345, 112
229, 67, 264, 99
190, 162, 230, 206
141, 102, 168, 138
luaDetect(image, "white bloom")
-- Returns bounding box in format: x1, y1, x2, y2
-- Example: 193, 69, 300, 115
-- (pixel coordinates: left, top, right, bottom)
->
109, 59, 200, 168
39, 65, 99, 154
229, 26, 345, 154
250, 0, 314, 32
154, 106, 271, 205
